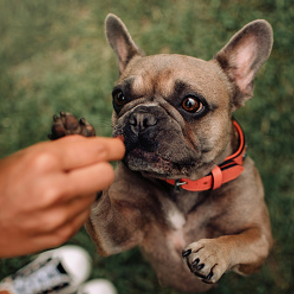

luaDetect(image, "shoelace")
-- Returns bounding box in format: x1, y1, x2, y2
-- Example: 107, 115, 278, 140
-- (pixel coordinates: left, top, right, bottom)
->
10, 257, 71, 294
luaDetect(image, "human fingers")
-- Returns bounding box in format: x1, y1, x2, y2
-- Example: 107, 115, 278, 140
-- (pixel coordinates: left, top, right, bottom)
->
14, 207, 91, 257
40, 207, 91, 249
25, 192, 96, 235
64, 161, 115, 196
53, 135, 125, 170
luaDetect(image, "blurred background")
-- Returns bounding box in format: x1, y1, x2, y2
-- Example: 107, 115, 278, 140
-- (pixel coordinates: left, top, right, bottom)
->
0, 0, 293, 293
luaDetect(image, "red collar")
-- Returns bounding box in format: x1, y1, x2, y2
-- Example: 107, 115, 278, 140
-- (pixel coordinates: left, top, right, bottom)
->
164, 120, 246, 191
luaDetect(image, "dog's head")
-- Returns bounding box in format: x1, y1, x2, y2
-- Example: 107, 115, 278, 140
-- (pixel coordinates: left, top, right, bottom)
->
106, 14, 273, 180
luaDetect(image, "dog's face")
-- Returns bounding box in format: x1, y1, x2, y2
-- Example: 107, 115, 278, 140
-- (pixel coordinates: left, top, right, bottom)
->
106, 14, 273, 180
112, 55, 232, 180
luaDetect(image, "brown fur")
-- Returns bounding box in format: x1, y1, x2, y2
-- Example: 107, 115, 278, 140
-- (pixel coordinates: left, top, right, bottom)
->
50, 14, 273, 292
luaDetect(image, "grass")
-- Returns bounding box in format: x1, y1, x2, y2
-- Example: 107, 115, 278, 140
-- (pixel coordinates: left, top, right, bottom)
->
0, 0, 294, 293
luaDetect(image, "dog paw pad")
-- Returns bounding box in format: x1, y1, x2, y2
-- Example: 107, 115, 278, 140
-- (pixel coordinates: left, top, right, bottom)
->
48, 112, 96, 140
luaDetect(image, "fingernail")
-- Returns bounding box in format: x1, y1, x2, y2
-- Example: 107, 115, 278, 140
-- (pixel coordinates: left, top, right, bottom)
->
206, 272, 214, 280
192, 258, 200, 266
80, 118, 86, 125
196, 264, 205, 271
201, 279, 213, 284
182, 249, 191, 257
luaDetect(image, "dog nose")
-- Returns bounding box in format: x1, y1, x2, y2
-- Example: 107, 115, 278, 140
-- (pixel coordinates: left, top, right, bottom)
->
129, 108, 157, 133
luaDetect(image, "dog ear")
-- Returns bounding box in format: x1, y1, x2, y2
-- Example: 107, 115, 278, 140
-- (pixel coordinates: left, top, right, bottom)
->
214, 20, 273, 110
105, 14, 144, 74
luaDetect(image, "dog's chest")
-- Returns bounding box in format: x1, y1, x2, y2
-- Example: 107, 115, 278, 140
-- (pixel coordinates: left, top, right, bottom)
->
167, 206, 186, 230
163, 202, 187, 251
161, 193, 210, 250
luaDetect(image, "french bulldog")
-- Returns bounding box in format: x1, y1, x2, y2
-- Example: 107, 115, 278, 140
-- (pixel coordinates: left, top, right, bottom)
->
49, 14, 273, 293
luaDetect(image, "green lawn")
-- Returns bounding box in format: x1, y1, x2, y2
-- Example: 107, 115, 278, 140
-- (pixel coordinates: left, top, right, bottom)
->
0, 1, 294, 293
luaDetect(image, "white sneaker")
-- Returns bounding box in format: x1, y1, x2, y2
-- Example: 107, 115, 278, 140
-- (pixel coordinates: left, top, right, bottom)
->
77, 279, 118, 294
0, 245, 92, 294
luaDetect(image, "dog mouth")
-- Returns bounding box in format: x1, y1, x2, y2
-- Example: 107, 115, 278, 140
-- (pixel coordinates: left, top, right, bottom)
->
114, 123, 201, 178
123, 148, 195, 178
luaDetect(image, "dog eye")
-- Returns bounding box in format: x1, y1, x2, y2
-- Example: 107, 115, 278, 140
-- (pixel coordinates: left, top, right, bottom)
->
181, 97, 203, 113
113, 90, 127, 106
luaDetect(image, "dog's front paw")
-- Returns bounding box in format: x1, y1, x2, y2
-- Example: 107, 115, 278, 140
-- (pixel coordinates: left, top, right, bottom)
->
48, 112, 96, 140
182, 239, 229, 284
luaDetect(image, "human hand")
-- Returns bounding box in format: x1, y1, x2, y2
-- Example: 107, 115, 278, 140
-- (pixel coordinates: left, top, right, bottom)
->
0, 135, 125, 257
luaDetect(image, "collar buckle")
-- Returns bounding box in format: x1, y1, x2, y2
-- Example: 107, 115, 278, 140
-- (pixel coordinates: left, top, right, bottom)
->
174, 179, 188, 191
